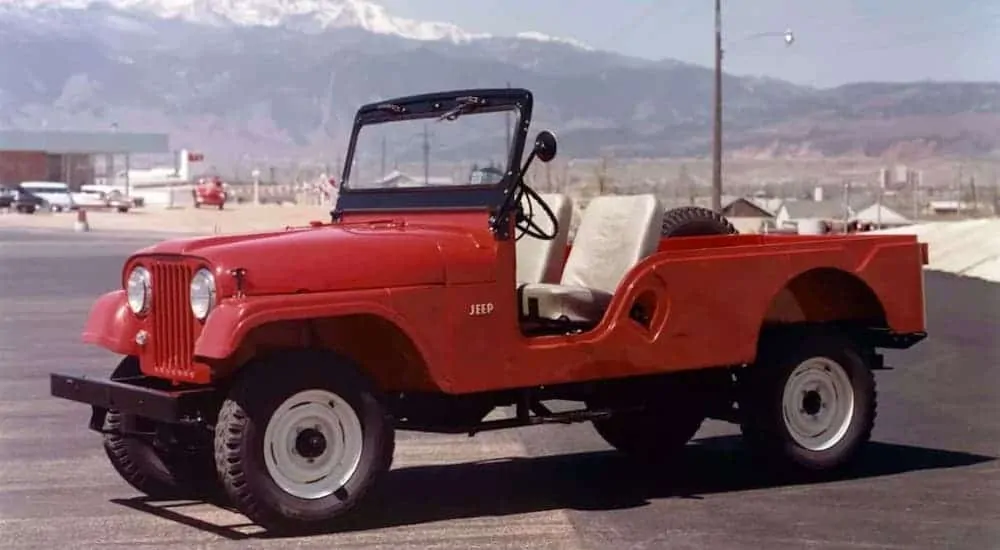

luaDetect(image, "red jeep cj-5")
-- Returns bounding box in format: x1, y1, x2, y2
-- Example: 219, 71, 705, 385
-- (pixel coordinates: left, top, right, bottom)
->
51, 88, 930, 534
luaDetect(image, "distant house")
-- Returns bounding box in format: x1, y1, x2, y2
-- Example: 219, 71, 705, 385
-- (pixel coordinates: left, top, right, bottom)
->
850, 202, 911, 228
721, 196, 781, 234
775, 200, 851, 228
721, 197, 778, 218
928, 200, 968, 215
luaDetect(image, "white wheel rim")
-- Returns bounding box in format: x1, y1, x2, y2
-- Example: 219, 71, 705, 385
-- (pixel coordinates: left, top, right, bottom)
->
781, 357, 855, 452
262, 389, 364, 500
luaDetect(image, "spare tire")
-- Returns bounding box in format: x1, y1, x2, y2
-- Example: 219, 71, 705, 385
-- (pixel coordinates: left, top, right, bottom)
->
661, 206, 738, 237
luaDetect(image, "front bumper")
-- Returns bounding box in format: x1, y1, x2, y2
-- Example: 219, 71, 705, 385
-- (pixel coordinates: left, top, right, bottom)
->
50, 372, 220, 430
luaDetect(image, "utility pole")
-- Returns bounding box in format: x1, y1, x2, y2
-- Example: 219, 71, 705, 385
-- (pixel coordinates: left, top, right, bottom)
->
380, 135, 386, 177
505, 81, 512, 148
956, 164, 964, 217
875, 179, 883, 229
711, 0, 724, 212
422, 124, 430, 186
970, 174, 978, 216
707, 21, 795, 213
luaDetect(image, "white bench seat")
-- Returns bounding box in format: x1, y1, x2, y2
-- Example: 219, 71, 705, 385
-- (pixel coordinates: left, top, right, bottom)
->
519, 194, 664, 326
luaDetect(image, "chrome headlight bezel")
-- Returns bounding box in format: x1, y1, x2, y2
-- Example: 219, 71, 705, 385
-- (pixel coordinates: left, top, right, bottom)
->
126, 265, 152, 316
189, 267, 216, 321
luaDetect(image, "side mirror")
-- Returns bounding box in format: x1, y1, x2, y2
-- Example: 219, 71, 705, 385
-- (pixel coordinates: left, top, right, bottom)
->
533, 130, 558, 163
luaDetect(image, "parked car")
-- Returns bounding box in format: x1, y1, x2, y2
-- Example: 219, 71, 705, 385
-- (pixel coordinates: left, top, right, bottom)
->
50, 87, 930, 534
71, 184, 135, 213
18, 181, 77, 212
192, 176, 228, 209
0, 185, 45, 214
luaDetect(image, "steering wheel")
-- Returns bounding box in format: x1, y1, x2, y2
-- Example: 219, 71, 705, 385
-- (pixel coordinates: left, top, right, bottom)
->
513, 182, 559, 241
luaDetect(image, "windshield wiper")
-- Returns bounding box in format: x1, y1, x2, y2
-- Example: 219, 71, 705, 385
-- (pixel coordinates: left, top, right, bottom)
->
437, 96, 487, 121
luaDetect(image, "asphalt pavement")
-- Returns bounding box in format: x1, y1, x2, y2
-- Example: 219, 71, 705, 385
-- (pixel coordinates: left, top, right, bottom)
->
0, 227, 997, 550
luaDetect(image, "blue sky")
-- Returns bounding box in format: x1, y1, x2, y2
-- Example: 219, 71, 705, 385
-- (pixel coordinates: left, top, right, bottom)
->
380, 0, 999, 88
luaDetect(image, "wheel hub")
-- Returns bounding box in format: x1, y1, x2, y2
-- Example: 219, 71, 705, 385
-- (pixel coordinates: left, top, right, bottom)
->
802, 390, 822, 416
781, 357, 856, 452
295, 428, 327, 459
262, 389, 365, 500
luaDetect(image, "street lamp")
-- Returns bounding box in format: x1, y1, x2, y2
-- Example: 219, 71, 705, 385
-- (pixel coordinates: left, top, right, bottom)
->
711, 2, 795, 212
251, 168, 261, 205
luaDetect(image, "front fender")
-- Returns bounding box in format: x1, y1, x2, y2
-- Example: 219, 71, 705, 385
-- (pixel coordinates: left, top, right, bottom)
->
194, 291, 433, 363
81, 290, 141, 356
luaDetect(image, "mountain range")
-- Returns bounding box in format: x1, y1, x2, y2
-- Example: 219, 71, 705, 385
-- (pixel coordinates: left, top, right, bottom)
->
0, 0, 998, 165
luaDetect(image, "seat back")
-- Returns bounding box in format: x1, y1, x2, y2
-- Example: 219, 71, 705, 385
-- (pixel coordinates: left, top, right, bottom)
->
560, 194, 664, 294
515, 193, 574, 284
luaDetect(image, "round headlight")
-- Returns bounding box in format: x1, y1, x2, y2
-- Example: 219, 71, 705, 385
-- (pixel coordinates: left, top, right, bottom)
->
126, 266, 151, 315
189, 268, 216, 320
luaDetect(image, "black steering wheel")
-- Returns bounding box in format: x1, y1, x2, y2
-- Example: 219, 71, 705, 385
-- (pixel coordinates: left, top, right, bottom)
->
513, 181, 559, 241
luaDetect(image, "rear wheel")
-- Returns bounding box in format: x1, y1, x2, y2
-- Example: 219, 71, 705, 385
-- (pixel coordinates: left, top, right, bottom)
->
589, 207, 737, 460
591, 403, 705, 462
588, 370, 731, 462
739, 330, 877, 474
102, 357, 220, 499
214, 351, 395, 533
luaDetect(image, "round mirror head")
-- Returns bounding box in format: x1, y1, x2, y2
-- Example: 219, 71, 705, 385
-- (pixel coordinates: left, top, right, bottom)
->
534, 130, 558, 163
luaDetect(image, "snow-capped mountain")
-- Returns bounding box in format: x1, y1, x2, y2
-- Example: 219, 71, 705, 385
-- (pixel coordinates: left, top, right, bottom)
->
1, 0, 995, 162
0, 0, 589, 47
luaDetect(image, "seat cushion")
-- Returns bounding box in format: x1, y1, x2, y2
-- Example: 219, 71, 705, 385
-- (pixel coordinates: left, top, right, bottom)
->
519, 283, 613, 325
560, 194, 664, 294
515, 193, 574, 284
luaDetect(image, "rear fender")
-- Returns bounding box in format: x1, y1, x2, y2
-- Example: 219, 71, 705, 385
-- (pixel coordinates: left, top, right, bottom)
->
81, 290, 141, 356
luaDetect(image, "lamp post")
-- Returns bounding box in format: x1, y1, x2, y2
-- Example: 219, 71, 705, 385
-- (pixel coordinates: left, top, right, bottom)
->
711, 7, 795, 212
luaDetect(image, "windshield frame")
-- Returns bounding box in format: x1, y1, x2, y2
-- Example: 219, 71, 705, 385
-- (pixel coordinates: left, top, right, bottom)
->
335, 88, 534, 215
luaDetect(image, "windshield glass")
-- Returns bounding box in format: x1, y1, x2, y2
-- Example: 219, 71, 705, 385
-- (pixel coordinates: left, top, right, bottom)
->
344, 108, 516, 191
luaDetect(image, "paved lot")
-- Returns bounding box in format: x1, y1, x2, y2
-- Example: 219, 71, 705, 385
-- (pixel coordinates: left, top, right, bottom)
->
0, 228, 997, 549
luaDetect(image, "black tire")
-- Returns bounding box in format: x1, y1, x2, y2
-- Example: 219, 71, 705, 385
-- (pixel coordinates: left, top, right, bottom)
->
661, 206, 738, 237
214, 350, 395, 533
588, 370, 730, 462
738, 329, 877, 475
102, 357, 220, 499
591, 405, 704, 462
217, 203, 224, 210
587, 207, 736, 460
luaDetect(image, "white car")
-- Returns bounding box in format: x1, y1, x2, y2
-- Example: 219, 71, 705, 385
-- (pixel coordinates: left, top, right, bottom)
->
71, 184, 134, 213
18, 181, 77, 212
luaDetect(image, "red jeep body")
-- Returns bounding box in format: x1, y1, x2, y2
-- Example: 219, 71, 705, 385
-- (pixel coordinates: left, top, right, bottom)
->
78, 217, 927, 391
192, 176, 227, 209
51, 88, 928, 534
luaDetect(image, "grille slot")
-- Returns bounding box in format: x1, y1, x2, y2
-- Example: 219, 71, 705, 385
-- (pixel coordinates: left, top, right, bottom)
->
149, 261, 196, 377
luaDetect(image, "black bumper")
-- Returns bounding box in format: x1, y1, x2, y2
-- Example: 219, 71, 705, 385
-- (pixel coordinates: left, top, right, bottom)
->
50, 373, 219, 426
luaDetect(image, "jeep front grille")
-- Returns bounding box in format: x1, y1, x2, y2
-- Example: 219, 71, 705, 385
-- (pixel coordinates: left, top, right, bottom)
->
147, 261, 198, 380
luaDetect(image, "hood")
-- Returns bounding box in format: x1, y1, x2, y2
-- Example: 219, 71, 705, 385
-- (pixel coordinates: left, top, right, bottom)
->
132, 221, 496, 295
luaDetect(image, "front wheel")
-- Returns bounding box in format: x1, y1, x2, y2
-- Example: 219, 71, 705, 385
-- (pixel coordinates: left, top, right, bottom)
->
214, 351, 395, 533
102, 357, 219, 499
739, 330, 876, 475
